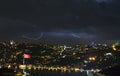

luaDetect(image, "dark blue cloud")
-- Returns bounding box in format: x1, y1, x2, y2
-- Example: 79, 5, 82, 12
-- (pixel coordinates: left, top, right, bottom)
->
0, 0, 120, 42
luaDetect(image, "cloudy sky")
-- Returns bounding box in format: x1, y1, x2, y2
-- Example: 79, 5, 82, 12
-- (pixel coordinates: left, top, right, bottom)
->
0, 0, 120, 44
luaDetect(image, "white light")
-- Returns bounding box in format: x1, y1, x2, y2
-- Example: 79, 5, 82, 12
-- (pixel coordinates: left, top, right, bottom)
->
10, 42, 14, 45
0, 65, 2, 68
84, 60, 88, 63
105, 53, 112, 56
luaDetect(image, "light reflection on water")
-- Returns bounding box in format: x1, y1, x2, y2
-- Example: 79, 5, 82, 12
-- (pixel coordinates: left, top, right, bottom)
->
27, 70, 96, 76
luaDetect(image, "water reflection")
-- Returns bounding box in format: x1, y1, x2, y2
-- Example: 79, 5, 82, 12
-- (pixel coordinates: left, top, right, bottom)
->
28, 70, 88, 76
17, 65, 101, 76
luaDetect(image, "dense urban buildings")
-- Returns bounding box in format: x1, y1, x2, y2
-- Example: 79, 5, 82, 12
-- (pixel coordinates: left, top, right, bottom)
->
0, 40, 120, 76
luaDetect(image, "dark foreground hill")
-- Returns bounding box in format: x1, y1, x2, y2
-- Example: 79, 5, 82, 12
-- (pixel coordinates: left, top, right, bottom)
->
0, 68, 15, 76
99, 65, 120, 76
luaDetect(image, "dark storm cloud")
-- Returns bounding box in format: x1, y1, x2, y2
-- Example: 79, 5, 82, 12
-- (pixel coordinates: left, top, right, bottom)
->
95, 26, 120, 40
0, 17, 35, 39
0, 0, 120, 41
0, 0, 120, 26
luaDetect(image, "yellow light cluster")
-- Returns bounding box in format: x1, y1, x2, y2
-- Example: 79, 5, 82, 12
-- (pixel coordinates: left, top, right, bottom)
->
112, 45, 117, 51
89, 57, 96, 61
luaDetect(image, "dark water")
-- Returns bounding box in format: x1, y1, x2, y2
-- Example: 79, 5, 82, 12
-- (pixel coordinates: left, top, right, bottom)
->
27, 70, 99, 76
28, 70, 87, 76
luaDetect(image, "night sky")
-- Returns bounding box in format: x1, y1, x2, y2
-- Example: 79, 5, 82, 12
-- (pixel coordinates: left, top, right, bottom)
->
0, 0, 120, 44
